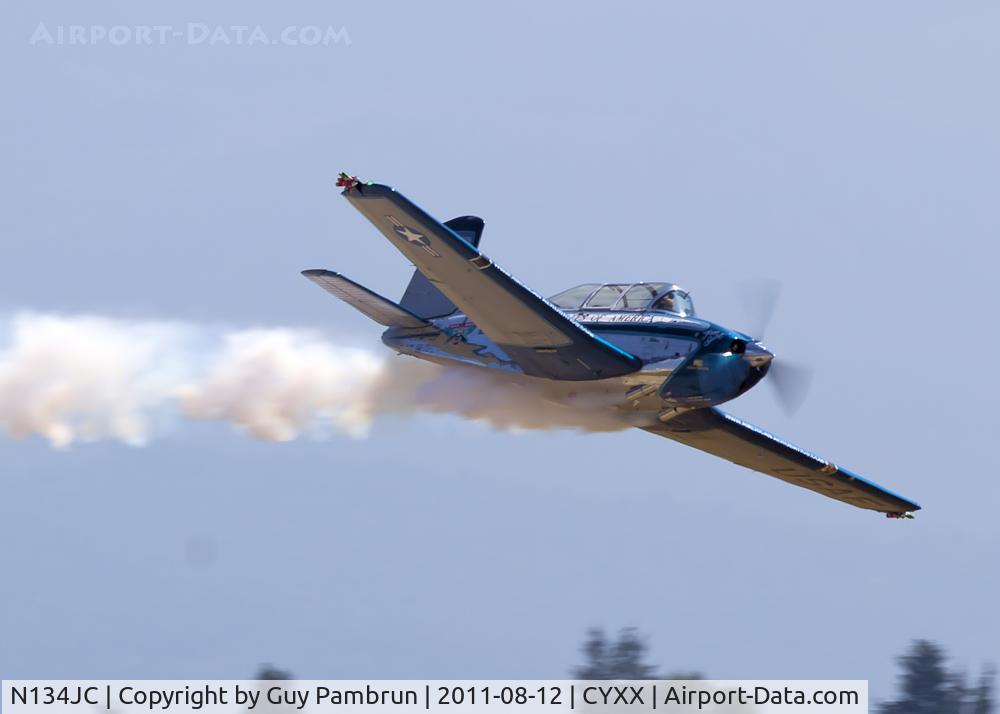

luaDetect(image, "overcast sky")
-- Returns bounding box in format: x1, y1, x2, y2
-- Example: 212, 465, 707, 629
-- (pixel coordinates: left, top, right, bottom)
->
2, 0, 998, 700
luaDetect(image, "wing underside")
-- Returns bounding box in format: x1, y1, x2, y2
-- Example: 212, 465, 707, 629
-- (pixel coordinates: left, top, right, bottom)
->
341, 183, 640, 381
644, 408, 920, 515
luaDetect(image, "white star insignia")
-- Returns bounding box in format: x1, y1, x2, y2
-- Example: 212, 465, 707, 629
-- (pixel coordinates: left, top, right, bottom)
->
385, 215, 440, 257
395, 225, 426, 244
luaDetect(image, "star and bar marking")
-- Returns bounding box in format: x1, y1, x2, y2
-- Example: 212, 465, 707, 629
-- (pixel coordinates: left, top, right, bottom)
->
385, 215, 440, 257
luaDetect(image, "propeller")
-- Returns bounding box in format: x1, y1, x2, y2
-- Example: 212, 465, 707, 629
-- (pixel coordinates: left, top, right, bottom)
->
738, 279, 813, 416
767, 360, 812, 416
737, 278, 781, 342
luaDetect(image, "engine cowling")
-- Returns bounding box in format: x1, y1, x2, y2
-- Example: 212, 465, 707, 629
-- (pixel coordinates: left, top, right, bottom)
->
658, 336, 770, 406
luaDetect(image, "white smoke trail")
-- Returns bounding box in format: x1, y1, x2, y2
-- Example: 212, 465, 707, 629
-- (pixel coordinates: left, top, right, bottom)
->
178, 329, 384, 442
0, 313, 190, 447
0, 311, 631, 448
370, 359, 632, 432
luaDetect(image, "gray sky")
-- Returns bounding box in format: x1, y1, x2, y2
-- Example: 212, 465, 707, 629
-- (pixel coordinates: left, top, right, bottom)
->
2, 0, 998, 699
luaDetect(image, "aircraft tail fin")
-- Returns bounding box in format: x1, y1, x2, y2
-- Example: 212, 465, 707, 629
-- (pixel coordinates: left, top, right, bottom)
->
302, 269, 429, 328
399, 216, 484, 319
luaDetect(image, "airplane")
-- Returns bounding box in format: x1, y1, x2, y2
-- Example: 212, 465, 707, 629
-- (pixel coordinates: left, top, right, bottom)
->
302, 173, 920, 518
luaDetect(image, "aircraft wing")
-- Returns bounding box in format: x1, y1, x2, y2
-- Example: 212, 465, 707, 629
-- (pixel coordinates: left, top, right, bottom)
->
644, 408, 920, 516
341, 182, 641, 380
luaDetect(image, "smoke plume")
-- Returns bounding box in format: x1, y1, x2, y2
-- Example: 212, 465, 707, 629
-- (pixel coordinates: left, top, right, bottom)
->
0, 311, 631, 448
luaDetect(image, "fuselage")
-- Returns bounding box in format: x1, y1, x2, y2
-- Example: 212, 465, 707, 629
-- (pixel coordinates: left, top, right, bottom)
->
381, 305, 773, 424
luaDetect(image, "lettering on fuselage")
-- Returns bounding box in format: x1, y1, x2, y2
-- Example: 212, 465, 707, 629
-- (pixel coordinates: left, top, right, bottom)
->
571, 311, 706, 329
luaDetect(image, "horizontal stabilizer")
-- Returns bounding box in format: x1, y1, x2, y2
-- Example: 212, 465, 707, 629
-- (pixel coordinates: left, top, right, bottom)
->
302, 269, 429, 328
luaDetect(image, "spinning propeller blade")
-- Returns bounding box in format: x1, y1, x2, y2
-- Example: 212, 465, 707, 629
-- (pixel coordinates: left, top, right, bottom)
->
739, 279, 813, 416
767, 360, 813, 416
738, 278, 781, 340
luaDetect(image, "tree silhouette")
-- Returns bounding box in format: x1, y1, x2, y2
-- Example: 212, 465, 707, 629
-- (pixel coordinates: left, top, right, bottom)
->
573, 627, 659, 680
970, 665, 996, 714
880, 640, 995, 714
253, 665, 295, 714
255, 664, 291, 680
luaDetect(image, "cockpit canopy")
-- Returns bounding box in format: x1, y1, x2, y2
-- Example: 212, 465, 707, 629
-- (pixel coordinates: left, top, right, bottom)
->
549, 282, 696, 317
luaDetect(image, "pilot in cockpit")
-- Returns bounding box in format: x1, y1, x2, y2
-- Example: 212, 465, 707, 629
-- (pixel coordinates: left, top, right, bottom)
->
653, 292, 676, 312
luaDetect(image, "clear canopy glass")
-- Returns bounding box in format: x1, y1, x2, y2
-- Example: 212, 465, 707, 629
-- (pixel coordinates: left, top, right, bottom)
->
549, 283, 601, 309
549, 282, 695, 316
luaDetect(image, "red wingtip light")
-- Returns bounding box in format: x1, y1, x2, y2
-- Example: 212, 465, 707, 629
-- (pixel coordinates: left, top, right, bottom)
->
336, 172, 361, 190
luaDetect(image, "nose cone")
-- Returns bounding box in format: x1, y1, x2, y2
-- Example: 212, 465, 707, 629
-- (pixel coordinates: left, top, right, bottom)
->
743, 341, 774, 368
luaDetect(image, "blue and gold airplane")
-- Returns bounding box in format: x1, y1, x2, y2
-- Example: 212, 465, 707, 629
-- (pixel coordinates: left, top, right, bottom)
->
303, 174, 919, 518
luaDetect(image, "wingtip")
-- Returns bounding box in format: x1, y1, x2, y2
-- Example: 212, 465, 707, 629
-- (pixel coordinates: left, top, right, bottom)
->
335, 172, 362, 191
301, 268, 339, 278
335, 172, 395, 197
